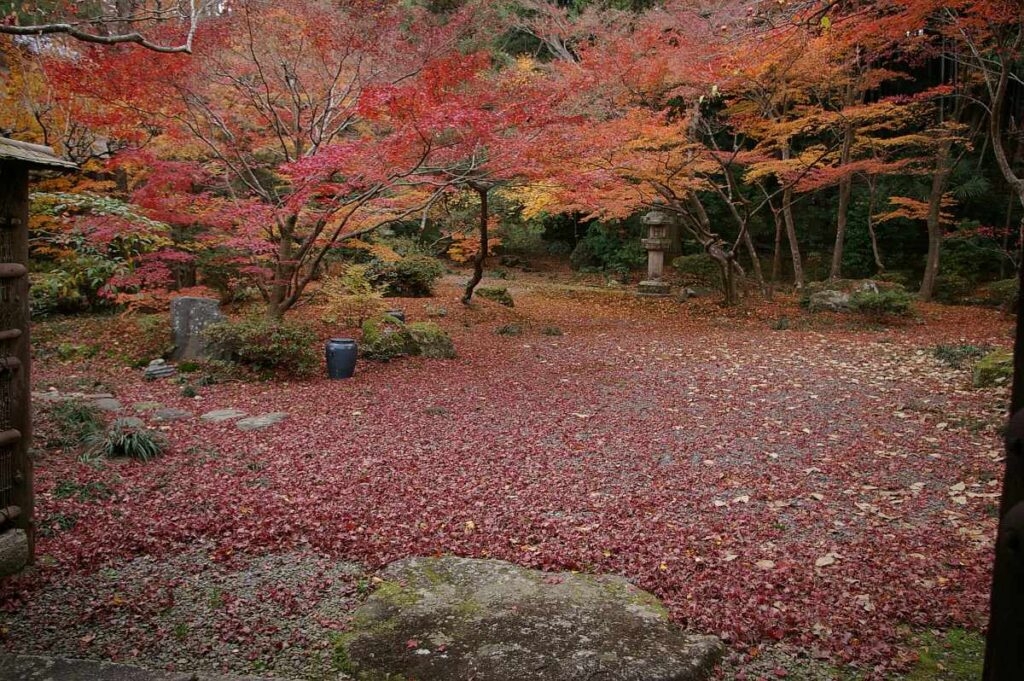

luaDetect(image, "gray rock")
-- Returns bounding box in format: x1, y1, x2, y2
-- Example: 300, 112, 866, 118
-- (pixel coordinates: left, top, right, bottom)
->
144, 359, 177, 380
113, 417, 145, 429
92, 398, 122, 412
675, 288, 698, 302
340, 556, 723, 681
200, 408, 247, 423
0, 654, 281, 680
807, 290, 851, 312
0, 529, 28, 578
171, 297, 225, 361
236, 412, 288, 431
152, 408, 192, 422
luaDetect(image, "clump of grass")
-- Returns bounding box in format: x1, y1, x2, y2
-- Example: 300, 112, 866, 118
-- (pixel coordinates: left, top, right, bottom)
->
48, 400, 103, 450
933, 344, 991, 369
84, 419, 167, 462
541, 326, 563, 336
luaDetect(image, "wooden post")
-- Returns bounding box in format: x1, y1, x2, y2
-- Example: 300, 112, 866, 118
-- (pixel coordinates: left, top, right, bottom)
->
0, 160, 33, 560
983, 243, 1024, 679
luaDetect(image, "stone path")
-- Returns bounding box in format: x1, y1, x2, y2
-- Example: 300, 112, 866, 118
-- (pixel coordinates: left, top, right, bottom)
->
33, 391, 288, 433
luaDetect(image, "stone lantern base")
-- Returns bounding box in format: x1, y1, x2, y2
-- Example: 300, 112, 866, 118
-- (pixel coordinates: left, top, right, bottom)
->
637, 280, 672, 296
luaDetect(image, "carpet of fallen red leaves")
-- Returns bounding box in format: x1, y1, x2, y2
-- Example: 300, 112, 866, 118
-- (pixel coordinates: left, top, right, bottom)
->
2, 279, 1012, 674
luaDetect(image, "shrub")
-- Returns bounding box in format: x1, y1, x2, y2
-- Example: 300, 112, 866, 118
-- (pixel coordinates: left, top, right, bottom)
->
672, 254, 721, 287
973, 349, 1013, 388
933, 344, 991, 369
407, 322, 456, 359
848, 288, 915, 318
203, 317, 319, 377
569, 240, 599, 271
935, 273, 975, 304
85, 419, 167, 462
47, 400, 103, 450
361, 317, 414, 361
541, 326, 563, 336
477, 286, 514, 307
29, 255, 121, 316
372, 255, 445, 297
981, 278, 1018, 311
874, 271, 912, 288
320, 264, 385, 326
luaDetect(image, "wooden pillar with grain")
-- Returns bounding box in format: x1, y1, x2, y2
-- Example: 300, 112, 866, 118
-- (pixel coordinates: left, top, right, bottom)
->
0, 138, 76, 574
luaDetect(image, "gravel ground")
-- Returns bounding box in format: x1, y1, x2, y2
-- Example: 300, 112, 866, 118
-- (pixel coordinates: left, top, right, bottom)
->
1, 549, 365, 679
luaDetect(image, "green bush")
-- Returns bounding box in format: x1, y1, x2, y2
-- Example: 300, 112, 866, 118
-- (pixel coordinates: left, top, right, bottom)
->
496, 323, 523, 336
935, 273, 975, 304
29, 255, 121, 316
203, 317, 319, 377
407, 322, 456, 359
569, 240, 600, 271
672, 254, 721, 287
372, 255, 445, 297
361, 317, 414, 361
476, 286, 514, 307
981, 278, 1018, 310
85, 419, 167, 462
848, 288, 915, 318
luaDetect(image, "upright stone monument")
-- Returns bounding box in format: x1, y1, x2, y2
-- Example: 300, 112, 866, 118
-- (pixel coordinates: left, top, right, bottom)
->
638, 206, 675, 296
170, 296, 225, 360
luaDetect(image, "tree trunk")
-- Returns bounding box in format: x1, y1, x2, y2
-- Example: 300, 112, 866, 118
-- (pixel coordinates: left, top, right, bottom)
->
770, 202, 782, 296
462, 184, 489, 305
780, 144, 804, 289
267, 215, 297, 318
742, 229, 766, 294
830, 124, 855, 280
866, 175, 884, 273
782, 187, 803, 289
919, 139, 953, 301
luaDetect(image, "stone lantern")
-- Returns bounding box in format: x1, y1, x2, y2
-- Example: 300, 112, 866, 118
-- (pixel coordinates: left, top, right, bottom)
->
638, 206, 675, 296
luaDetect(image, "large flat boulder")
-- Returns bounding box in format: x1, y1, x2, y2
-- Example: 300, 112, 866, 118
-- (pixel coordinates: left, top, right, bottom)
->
337, 556, 722, 681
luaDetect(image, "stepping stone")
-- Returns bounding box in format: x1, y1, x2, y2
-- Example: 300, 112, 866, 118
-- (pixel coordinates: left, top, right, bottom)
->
339, 556, 723, 681
236, 413, 288, 431
152, 408, 191, 422
200, 408, 247, 422
93, 398, 122, 412
133, 402, 163, 412
113, 417, 145, 429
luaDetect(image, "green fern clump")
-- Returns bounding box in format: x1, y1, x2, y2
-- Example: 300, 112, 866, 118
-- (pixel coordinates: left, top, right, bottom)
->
85, 419, 167, 462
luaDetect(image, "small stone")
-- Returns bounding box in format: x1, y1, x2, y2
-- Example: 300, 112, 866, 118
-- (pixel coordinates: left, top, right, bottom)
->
93, 398, 122, 412
237, 412, 288, 431
200, 408, 248, 422
114, 417, 145, 429
152, 408, 191, 422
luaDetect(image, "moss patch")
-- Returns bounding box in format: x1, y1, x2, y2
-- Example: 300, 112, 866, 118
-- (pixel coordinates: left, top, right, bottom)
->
973, 349, 1013, 388
905, 629, 984, 681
